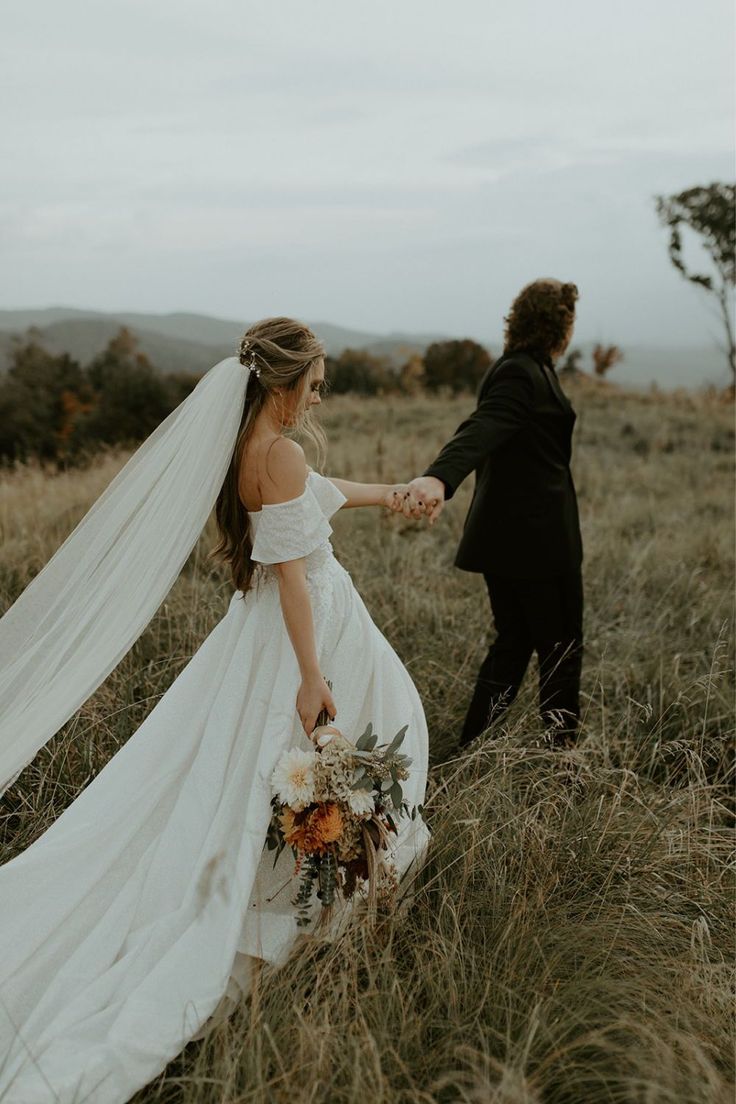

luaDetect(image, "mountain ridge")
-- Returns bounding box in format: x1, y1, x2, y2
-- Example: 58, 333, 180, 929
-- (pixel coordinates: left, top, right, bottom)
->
0, 306, 729, 389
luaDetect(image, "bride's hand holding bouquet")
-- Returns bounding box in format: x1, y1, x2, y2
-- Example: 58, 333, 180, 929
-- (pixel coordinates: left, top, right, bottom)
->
266, 711, 423, 930
296, 672, 336, 740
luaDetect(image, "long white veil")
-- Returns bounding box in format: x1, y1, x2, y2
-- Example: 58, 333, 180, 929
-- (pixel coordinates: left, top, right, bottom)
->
0, 354, 248, 797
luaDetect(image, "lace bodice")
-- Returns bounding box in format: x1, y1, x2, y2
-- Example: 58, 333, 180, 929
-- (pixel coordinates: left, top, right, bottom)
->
250, 470, 347, 568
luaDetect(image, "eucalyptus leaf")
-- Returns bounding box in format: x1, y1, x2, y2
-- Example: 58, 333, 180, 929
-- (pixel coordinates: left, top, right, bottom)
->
386, 725, 408, 754
272, 841, 286, 869
390, 781, 403, 809
355, 723, 373, 750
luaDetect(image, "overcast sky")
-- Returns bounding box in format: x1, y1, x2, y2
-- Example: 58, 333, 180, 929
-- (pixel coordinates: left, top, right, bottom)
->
1, 0, 733, 345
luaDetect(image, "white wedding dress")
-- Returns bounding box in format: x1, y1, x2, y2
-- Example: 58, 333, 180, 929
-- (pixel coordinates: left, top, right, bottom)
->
0, 470, 431, 1103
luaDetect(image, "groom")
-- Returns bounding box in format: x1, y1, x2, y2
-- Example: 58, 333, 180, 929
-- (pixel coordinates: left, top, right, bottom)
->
404, 278, 584, 748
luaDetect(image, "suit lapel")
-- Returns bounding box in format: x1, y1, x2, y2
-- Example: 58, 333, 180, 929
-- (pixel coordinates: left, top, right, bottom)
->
486, 352, 573, 412
510, 351, 571, 411
540, 361, 572, 411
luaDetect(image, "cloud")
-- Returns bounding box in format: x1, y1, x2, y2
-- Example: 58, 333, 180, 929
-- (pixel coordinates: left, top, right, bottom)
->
0, 0, 733, 345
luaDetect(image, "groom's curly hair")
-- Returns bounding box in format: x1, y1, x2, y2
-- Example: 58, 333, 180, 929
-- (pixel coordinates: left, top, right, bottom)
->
503, 278, 579, 361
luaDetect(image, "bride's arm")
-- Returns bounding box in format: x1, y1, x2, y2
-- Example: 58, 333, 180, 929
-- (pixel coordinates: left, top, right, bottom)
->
325, 476, 408, 510
275, 559, 335, 736
263, 440, 336, 736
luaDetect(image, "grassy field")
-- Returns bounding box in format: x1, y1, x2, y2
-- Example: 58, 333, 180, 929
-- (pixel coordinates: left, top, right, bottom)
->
1, 379, 734, 1103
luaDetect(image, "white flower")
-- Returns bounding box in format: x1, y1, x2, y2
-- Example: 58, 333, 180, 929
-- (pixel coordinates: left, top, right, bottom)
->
271, 747, 317, 811
347, 787, 376, 818
313, 724, 341, 747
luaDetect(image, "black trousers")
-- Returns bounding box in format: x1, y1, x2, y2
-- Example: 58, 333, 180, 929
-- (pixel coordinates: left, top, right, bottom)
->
459, 568, 584, 747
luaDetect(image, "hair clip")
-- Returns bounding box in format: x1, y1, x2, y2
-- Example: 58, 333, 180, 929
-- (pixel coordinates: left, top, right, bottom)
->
239, 338, 261, 379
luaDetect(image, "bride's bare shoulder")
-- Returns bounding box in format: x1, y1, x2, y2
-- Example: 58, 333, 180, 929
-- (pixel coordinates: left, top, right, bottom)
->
258, 437, 308, 505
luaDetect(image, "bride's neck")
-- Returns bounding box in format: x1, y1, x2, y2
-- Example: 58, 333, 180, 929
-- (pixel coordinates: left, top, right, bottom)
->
253, 406, 284, 437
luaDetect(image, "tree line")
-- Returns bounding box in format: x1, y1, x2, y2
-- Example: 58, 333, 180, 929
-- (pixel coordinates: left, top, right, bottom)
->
0, 326, 629, 467
0, 332, 496, 466
0, 329, 195, 468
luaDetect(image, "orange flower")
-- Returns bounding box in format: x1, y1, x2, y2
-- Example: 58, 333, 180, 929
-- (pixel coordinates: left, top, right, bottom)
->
313, 802, 343, 843
281, 802, 344, 854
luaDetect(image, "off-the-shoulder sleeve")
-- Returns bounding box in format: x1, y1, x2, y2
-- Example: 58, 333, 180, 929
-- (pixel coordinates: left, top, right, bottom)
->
309, 473, 348, 519
250, 485, 333, 564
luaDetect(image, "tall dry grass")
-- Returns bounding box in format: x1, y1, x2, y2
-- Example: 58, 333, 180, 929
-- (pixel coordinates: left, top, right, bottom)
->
0, 379, 734, 1102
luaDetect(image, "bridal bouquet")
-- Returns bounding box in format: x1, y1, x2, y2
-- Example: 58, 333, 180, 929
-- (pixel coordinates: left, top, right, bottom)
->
265, 719, 423, 929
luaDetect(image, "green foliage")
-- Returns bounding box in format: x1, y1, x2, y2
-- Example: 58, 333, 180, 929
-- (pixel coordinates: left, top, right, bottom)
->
0, 327, 199, 467
293, 853, 321, 927
324, 349, 394, 395
78, 355, 170, 449
655, 182, 736, 289
355, 723, 376, 750
0, 327, 533, 471
655, 182, 736, 381
325, 341, 495, 398
0, 339, 92, 464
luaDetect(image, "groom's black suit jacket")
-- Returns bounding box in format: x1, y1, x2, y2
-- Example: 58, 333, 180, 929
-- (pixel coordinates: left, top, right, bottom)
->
423, 350, 583, 579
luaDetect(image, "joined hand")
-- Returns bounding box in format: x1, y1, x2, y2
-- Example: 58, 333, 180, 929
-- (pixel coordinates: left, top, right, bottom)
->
385, 477, 446, 526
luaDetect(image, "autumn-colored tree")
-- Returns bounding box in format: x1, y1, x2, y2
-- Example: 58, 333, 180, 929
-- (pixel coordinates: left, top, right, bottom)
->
58, 389, 95, 449
422, 339, 492, 394
0, 328, 199, 466
592, 344, 623, 377
0, 339, 89, 464
655, 183, 736, 384
78, 328, 171, 447
86, 326, 152, 390
398, 352, 425, 395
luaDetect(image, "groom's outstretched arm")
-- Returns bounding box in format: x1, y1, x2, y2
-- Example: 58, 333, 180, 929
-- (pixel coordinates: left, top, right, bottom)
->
422, 360, 535, 500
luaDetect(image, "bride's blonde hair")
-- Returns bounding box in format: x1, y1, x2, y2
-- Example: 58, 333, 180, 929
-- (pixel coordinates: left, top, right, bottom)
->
209, 317, 327, 595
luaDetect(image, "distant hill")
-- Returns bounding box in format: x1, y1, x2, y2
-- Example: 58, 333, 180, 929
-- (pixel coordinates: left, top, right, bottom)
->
0, 307, 450, 376
1, 318, 228, 377
0, 306, 729, 389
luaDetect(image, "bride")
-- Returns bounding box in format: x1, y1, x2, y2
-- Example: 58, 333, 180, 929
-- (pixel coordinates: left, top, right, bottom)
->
0, 317, 431, 1103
